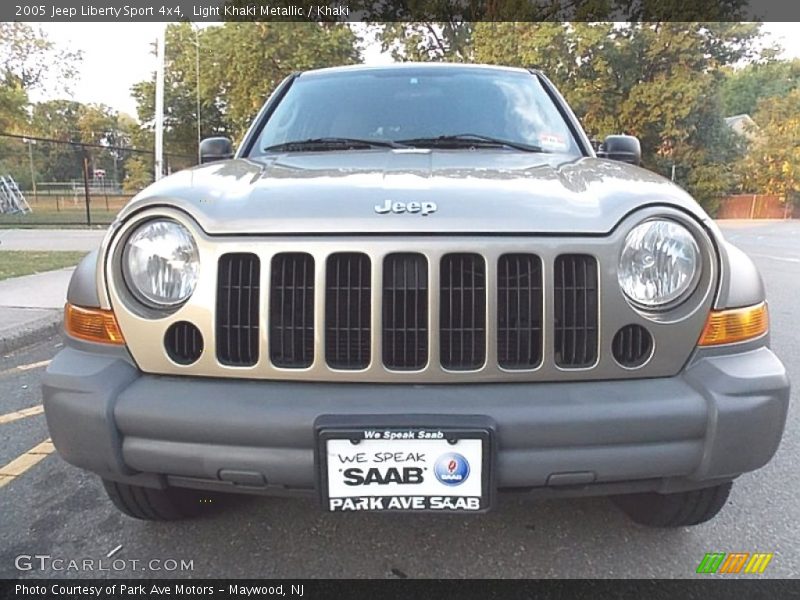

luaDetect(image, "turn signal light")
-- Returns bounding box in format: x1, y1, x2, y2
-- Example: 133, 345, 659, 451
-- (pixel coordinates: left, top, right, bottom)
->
64, 304, 125, 345
698, 302, 768, 346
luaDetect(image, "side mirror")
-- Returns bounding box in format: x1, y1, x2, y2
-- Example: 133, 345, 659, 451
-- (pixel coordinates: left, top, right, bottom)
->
199, 137, 234, 164
598, 135, 641, 166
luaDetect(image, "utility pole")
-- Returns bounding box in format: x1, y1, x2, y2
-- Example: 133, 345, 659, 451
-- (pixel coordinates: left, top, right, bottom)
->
154, 27, 166, 181
82, 154, 92, 227
195, 25, 201, 164
24, 138, 37, 204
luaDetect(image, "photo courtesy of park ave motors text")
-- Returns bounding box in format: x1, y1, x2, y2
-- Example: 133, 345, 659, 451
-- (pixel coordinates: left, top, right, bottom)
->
0, 10, 797, 583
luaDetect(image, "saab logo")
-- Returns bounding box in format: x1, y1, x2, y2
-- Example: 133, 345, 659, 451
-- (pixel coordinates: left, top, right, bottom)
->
696, 552, 773, 574
342, 467, 424, 486
374, 200, 437, 216
434, 453, 470, 486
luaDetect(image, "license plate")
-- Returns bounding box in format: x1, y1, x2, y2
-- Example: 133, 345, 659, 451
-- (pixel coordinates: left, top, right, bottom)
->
317, 426, 492, 513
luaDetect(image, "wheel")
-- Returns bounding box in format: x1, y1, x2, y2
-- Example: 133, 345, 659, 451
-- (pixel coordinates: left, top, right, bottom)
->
102, 479, 206, 520
612, 482, 732, 528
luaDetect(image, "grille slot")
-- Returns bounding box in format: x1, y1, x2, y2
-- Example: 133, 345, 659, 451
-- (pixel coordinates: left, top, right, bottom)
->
325, 253, 371, 369
497, 254, 543, 369
612, 324, 653, 368
216, 253, 260, 366
164, 321, 203, 365
270, 253, 315, 368
440, 253, 486, 370
554, 254, 598, 368
383, 253, 428, 370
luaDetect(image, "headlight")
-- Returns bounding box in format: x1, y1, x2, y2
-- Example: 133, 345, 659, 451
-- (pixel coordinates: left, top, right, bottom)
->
618, 219, 700, 309
122, 219, 199, 308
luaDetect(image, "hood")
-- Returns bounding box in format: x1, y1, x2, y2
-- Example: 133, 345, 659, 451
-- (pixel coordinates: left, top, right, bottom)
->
120, 150, 709, 235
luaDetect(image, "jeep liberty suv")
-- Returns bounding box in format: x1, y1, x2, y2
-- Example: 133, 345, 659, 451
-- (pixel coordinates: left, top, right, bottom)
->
43, 64, 790, 526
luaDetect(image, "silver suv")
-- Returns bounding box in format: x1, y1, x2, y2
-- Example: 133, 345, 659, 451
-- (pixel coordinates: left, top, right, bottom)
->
43, 64, 789, 526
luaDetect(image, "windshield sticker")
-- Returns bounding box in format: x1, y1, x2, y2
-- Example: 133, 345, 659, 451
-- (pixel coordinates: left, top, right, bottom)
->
539, 133, 569, 152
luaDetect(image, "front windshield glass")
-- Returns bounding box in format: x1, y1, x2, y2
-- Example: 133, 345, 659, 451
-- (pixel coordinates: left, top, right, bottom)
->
251, 67, 581, 155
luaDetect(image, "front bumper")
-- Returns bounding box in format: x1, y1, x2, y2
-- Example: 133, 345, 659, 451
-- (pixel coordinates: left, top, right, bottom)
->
42, 345, 789, 498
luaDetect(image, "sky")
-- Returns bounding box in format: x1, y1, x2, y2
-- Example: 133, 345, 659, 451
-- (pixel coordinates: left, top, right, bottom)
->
30, 22, 800, 119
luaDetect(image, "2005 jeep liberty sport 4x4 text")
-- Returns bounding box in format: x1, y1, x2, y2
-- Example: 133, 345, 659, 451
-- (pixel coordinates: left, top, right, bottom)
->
43, 64, 790, 527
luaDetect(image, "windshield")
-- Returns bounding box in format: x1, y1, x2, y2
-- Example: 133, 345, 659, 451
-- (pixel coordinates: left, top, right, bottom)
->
250, 67, 581, 156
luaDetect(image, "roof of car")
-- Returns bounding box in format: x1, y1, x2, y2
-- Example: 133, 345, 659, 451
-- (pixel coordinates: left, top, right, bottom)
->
300, 62, 536, 78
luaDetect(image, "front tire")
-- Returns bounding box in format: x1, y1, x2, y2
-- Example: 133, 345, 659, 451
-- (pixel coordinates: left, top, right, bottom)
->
612, 482, 732, 528
102, 479, 205, 520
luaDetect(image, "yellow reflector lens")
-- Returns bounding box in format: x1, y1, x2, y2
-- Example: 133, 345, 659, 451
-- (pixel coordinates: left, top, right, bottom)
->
64, 304, 125, 345
698, 302, 768, 346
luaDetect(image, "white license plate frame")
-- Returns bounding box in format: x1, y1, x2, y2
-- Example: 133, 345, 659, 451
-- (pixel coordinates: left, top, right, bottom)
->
316, 424, 493, 513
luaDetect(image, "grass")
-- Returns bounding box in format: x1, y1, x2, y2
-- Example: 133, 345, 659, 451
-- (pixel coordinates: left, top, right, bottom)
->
1, 195, 129, 228
0, 251, 88, 281
0, 209, 116, 229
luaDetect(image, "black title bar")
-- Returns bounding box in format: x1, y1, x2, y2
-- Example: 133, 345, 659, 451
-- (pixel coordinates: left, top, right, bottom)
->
2, 579, 799, 600
5, 0, 800, 22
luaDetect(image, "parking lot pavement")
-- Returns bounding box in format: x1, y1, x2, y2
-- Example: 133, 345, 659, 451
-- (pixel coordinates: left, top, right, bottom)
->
0, 221, 797, 579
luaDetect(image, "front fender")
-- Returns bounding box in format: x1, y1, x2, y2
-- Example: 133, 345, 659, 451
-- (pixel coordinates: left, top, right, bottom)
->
715, 241, 765, 310
67, 249, 101, 308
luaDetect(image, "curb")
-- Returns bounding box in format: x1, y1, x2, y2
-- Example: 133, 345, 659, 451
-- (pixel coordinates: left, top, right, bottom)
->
0, 310, 63, 355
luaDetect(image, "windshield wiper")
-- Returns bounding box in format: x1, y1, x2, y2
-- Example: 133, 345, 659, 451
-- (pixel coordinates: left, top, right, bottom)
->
397, 134, 543, 153
263, 137, 407, 152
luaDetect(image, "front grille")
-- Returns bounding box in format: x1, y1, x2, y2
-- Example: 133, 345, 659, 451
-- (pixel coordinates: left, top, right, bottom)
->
325, 253, 371, 369
383, 253, 428, 370
553, 254, 599, 368
211, 249, 604, 375
269, 253, 315, 368
497, 254, 543, 369
216, 253, 261, 366
440, 253, 486, 370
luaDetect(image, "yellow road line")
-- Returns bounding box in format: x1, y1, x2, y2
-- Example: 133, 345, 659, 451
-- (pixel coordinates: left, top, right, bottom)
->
0, 359, 51, 378
0, 439, 55, 489
0, 404, 44, 425
16, 359, 52, 372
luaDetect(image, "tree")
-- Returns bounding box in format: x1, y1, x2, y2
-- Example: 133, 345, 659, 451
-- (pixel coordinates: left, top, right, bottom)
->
25, 100, 127, 184
0, 23, 81, 132
374, 23, 474, 62
0, 23, 81, 190
123, 154, 153, 193
131, 22, 360, 162
472, 22, 760, 212
721, 58, 800, 117
736, 89, 800, 206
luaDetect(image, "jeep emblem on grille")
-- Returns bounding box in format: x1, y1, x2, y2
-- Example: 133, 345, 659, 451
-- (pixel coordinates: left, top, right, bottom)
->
374, 200, 437, 216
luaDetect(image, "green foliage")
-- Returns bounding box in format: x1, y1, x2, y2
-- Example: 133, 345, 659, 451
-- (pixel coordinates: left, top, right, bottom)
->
123, 155, 153, 193
0, 23, 86, 190
736, 88, 800, 204
23, 100, 133, 184
473, 22, 760, 211
721, 58, 800, 117
375, 23, 474, 62
0, 23, 81, 134
0, 22, 81, 91
0, 81, 27, 133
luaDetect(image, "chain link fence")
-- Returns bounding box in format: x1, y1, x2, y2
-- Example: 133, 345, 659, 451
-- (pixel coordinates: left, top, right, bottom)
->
0, 133, 195, 227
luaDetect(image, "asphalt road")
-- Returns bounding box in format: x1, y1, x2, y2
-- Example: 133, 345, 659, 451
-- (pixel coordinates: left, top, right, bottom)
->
0, 220, 797, 579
